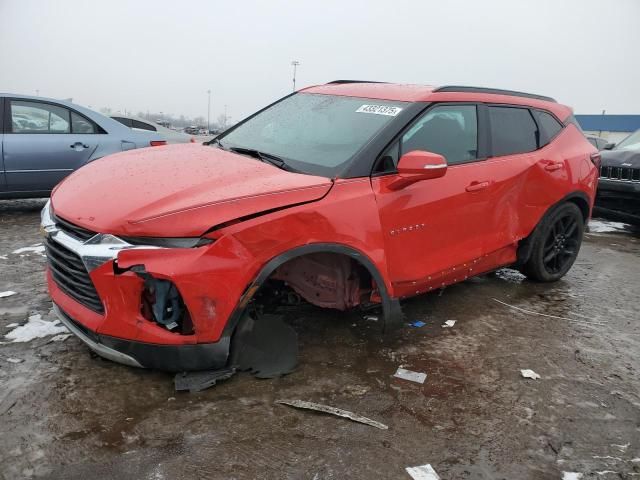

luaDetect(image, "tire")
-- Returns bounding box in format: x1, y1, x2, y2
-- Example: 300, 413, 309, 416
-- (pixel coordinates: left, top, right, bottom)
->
520, 202, 584, 282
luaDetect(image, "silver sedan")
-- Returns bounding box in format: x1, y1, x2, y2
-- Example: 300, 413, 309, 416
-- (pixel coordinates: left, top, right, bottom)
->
0, 94, 166, 199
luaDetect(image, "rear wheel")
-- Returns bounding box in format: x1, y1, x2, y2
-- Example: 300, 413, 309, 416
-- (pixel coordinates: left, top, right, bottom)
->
521, 203, 584, 282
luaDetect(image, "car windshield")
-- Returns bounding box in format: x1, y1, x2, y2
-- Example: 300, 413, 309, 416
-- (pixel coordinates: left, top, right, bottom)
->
217, 93, 408, 177
615, 129, 640, 151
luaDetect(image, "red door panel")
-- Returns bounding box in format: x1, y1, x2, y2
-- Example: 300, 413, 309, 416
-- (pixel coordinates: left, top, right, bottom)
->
371, 163, 496, 286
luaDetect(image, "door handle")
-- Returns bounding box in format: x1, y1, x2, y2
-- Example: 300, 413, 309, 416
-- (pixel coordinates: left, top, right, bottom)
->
544, 162, 564, 172
465, 181, 490, 192
70, 142, 90, 150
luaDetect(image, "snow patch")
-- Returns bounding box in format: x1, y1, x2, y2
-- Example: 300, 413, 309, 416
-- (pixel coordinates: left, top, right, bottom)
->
12, 244, 45, 255
589, 220, 628, 233
4, 314, 68, 342
495, 268, 526, 283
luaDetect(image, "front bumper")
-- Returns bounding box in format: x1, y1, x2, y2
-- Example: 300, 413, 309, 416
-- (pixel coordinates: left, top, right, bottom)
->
595, 178, 640, 224
42, 200, 258, 370
53, 303, 230, 372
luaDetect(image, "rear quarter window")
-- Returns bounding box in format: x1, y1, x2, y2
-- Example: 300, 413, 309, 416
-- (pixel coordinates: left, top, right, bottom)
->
533, 110, 563, 147
131, 119, 156, 131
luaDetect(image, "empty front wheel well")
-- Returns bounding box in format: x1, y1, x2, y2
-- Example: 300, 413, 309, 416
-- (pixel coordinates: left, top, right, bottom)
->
223, 244, 403, 335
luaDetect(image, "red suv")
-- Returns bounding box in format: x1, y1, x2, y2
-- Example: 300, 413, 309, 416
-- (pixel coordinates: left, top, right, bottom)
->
42, 81, 599, 375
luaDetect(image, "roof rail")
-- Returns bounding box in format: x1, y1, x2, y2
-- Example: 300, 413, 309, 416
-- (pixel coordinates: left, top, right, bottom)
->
327, 80, 388, 85
433, 86, 556, 103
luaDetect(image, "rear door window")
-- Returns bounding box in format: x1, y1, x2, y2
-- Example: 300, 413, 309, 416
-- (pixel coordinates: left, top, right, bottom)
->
10, 100, 71, 133
489, 106, 538, 156
533, 110, 563, 147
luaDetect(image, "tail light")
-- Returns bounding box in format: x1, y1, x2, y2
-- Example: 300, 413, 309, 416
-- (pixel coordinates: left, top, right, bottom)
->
150, 140, 167, 147
590, 152, 601, 168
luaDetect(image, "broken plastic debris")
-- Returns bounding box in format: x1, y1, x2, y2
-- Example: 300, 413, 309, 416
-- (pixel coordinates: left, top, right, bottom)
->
442, 320, 456, 328
394, 368, 427, 384
0, 291, 17, 298
562, 473, 583, 480
409, 320, 426, 328
363, 315, 378, 322
521, 369, 541, 380
4, 314, 68, 342
406, 464, 440, 480
276, 399, 388, 430
5, 357, 24, 364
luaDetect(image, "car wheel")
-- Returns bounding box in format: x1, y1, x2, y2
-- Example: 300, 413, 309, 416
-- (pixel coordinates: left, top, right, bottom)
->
521, 202, 584, 282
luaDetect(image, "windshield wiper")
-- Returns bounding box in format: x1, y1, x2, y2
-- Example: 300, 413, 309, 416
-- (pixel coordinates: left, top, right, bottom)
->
229, 147, 295, 172
207, 138, 225, 149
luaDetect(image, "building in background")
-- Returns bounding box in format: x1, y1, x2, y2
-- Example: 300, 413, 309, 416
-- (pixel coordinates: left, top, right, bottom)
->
575, 115, 640, 144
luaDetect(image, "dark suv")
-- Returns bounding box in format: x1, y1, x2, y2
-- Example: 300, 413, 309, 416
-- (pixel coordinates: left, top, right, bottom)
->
595, 129, 640, 225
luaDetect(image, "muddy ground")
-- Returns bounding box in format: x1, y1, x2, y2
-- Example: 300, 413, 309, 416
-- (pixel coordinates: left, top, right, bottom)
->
1, 199, 639, 480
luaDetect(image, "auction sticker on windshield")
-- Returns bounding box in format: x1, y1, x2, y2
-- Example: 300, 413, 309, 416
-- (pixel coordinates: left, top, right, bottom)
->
356, 105, 403, 116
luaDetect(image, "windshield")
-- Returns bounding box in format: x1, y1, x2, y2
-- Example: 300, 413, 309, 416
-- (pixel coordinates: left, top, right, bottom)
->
615, 129, 640, 151
217, 93, 408, 177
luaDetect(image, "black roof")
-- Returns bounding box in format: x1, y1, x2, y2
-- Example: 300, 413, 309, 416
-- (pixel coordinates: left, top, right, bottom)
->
433, 86, 556, 103
327, 80, 388, 85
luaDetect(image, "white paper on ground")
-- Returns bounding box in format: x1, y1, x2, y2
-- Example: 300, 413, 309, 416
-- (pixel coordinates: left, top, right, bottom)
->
406, 464, 440, 480
562, 473, 583, 480
394, 368, 427, 384
521, 369, 541, 380
0, 291, 17, 298
442, 320, 456, 328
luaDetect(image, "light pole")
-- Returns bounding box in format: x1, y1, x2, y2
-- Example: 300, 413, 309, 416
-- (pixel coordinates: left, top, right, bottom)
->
207, 90, 211, 133
291, 60, 300, 92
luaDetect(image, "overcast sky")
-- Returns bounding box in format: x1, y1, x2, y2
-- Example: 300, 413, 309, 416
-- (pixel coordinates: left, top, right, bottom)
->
1, 0, 639, 122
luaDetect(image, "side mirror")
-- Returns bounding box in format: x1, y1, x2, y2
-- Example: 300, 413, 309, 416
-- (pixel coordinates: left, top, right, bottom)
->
604, 143, 615, 150
388, 150, 447, 190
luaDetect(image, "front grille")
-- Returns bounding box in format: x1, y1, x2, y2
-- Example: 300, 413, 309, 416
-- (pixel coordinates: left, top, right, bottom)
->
53, 215, 97, 242
44, 236, 104, 314
600, 165, 640, 182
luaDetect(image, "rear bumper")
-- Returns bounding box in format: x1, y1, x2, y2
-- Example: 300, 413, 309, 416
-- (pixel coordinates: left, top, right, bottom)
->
53, 303, 231, 372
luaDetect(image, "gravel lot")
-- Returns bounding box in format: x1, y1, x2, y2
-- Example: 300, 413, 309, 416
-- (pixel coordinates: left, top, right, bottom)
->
1, 199, 639, 480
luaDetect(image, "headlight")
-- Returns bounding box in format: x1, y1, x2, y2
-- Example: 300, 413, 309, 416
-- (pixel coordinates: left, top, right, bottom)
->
119, 236, 214, 248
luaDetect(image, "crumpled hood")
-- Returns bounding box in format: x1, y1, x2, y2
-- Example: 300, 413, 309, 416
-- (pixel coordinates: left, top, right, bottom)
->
601, 148, 640, 168
51, 144, 333, 237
